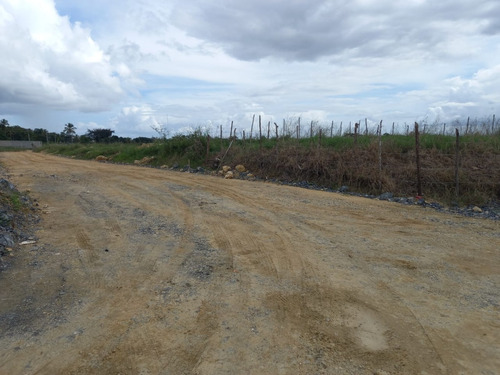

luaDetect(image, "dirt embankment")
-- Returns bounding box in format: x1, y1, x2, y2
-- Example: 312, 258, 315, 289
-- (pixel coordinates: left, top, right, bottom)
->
0, 151, 499, 375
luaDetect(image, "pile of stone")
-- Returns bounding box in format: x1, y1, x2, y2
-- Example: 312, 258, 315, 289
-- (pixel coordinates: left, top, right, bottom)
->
0, 178, 39, 268
217, 165, 255, 180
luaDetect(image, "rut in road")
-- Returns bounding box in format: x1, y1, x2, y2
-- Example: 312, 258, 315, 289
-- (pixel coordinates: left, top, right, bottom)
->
0, 151, 498, 375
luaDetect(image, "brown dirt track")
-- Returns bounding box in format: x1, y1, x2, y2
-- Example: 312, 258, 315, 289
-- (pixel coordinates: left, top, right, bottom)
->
0, 151, 498, 375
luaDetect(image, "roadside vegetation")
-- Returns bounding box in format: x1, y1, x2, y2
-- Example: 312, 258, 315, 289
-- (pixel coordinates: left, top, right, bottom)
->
1, 116, 498, 205
35, 123, 499, 206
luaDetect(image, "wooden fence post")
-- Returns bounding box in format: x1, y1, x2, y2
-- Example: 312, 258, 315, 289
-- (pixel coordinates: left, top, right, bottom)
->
455, 128, 460, 198
205, 134, 211, 165
250, 114, 255, 140
267, 121, 270, 139
274, 123, 279, 153
330, 121, 334, 137
365, 118, 368, 135
415, 122, 422, 196
230, 121, 233, 141
318, 128, 322, 148
220, 125, 223, 152
259, 115, 262, 149
339, 121, 343, 136
354, 122, 359, 146
378, 120, 383, 173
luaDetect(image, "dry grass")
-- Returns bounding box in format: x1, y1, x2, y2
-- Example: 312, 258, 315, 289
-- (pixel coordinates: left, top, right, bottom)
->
226, 136, 499, 205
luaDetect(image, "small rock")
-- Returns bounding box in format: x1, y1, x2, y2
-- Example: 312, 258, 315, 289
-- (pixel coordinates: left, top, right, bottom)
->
0, 233, 15, 247
0, 179, 16, 191
222, 165, 231, 173
378, 192, 393, 201
160, 165, 169, 169
95, 155, 108, 162
338, 185, 349, 193
472, 206, 482, 213
235, 164, 246, 172
224, 171, 234, 179
0, 211, 13, 225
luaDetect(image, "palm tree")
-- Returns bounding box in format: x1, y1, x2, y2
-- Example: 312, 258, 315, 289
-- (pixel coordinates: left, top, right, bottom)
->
63, 123, 77, 143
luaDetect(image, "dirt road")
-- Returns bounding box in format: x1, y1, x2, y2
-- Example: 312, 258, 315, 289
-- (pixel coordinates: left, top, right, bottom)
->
0, 151, 498, 375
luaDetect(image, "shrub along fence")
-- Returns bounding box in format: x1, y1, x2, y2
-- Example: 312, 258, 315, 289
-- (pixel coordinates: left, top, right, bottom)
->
207, 116, 499, 204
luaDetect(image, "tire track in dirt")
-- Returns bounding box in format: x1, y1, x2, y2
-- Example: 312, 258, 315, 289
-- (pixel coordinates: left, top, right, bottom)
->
1, 152, 498, 375
176, 177, 450, 372
74, 174, 226, 373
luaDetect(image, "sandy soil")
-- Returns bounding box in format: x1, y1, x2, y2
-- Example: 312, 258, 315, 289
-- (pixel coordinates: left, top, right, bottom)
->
0, 151, 498, 375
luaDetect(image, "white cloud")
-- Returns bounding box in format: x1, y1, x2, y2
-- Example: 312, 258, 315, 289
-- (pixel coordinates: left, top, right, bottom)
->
1, 0, 499, 137
0, 0, 123, 112
170, 0, 500, 62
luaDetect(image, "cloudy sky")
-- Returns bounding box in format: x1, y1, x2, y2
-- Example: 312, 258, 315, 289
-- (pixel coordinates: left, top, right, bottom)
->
1, 0, 499, 138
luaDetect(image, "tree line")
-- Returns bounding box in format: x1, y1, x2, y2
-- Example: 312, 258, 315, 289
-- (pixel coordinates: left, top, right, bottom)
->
0, 119, 154, 144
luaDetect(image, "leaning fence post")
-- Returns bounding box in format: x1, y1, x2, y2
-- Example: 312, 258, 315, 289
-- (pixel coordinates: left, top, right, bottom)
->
415, 122, 422, 197
220, 125, 223, 152
455, 128, 460, 198
250, 114, 255, 140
